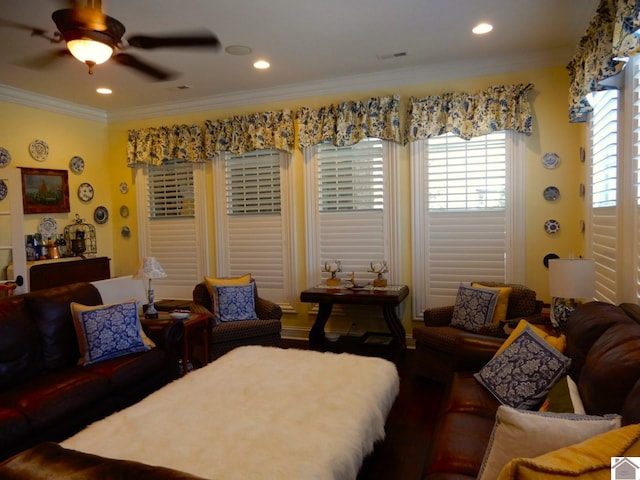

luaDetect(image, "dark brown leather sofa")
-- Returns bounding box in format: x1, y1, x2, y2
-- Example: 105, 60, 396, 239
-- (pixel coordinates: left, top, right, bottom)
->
0, 282, 183, 461
423, 301, 640, 479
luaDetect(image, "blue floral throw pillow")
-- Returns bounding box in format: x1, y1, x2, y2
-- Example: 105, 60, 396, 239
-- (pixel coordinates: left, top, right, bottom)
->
213, 283, 258, 323
71, 301, 150, 366
474, 324, 571, 409
450, 284, 499, 332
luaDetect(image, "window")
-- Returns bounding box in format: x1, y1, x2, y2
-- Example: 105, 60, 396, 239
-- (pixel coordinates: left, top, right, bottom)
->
411, 131, 525, 317
214, 149, 295, 312
588, 89, 619, 304
136, 159, 208, 299
304, 138, 400, 292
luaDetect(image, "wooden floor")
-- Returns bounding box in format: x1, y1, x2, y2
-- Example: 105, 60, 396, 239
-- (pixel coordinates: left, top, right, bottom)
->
281, 339, 444, 480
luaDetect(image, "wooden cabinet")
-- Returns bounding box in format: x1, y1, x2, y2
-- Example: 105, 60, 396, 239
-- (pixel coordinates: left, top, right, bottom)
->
29, 257, 111, 291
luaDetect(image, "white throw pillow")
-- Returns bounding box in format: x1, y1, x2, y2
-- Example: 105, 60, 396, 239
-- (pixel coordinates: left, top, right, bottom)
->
477, 405, 621, 480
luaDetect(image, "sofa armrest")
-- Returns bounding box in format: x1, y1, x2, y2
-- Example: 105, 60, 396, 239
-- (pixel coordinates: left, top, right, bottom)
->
141, 317, 184, 355
453, 332, 504, 372
423, 305, 454, 326
0, 442, 207, 479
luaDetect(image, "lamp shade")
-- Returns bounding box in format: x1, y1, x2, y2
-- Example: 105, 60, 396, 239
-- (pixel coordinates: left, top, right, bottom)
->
548, 258, 595, 299
139, 257, 167, 279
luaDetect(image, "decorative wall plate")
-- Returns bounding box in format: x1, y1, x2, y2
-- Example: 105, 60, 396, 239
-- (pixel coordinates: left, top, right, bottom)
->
0, 147, 11, 168
77, 182, 94, 201
542, 152, 560, 169
543, 253, 559, 268
544, 219, 560, 234
0, 180, 7, 200
70, 156, 85, 174
94, 206, 109, 224
29, 140, 49, 162
119, 182, 129, 194
543, 186, 560, 201
120, 205, 129, 218
38, 217, 57, 238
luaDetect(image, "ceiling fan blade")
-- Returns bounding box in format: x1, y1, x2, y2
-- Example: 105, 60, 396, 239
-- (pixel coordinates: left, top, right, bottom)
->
127, 30, 220, 50
15, 49, 70, 70
111, 53, 178, 81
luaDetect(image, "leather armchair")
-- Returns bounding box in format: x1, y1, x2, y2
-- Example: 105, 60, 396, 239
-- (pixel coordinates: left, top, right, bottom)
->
192, 279, 282, 361
413, 282, 542, 383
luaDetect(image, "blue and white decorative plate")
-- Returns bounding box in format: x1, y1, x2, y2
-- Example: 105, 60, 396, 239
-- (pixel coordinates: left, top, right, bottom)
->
0, 180, 7, 200
94, 206, 109, 224
70, 156, 84, 174
542, 152, 560, 169
0, 147, 11, 168
543, 186, 560, 201
544, 219, 560, 234
38, 217, 57, 238
29, 140, 49, 162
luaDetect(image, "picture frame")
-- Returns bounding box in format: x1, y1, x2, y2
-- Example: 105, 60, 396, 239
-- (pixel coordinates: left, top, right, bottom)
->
20, 167, 70, 214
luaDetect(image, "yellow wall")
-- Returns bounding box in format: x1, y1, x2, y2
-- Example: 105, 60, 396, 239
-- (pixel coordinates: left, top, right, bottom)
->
1, 63, 586, 333
0, 102, 112, 269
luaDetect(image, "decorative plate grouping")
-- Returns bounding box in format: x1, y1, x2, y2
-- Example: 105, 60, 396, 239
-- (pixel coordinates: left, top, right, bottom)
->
0, 147, 11, 168
120, 205, 129, 218
29, 140, 49, 162
119, 182, 129, 194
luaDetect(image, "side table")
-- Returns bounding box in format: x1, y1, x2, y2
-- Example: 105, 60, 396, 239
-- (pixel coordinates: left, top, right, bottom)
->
160, 312, 211, 375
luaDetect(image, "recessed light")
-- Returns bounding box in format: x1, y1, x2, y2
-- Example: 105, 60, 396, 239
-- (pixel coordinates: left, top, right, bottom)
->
96, 87, 112, 95
472, 23, 493, 35
253, 60, 270, 70
225, 45, 252, 55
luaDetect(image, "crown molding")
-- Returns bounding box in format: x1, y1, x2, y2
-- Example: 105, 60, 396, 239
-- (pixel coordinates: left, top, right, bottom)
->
0, 84, 108, 123
1, 47, 572, 124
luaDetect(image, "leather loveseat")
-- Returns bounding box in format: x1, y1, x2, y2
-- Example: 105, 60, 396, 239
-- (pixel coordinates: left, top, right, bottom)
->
423, 301, 640, 479
0, 282, 183, 461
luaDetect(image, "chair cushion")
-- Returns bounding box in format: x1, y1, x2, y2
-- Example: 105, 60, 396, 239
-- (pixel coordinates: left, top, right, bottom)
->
71, 301, 150, 366
212, 284, 258, 323
204, 274, 251, 307
474, 323, 571, 409
450, 284, 499, 332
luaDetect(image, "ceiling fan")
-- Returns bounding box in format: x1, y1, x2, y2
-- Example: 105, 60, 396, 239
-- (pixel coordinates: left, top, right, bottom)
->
14, 0, 221, 80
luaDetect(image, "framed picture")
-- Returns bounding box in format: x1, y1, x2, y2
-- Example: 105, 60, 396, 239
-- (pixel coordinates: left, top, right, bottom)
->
20, 167, 70, 214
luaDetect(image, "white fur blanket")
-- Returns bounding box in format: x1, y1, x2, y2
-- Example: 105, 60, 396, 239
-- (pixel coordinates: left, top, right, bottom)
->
62, 346, 400, 480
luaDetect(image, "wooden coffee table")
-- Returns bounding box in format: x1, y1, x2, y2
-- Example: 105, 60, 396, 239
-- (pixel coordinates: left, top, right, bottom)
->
300, 285, 409, 351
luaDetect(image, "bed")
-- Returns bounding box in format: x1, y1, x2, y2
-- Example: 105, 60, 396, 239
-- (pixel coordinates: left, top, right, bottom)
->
60, 346, 400, 480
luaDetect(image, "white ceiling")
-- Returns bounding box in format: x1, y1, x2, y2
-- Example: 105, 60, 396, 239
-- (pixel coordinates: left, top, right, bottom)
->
0, 0, 598, 117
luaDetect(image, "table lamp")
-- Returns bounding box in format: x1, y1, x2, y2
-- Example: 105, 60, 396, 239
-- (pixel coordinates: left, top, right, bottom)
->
548, 258, 595, 328
139, 257, 167, 319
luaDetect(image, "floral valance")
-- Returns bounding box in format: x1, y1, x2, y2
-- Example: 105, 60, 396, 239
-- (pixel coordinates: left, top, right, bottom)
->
127, 124, 204, 166
613, 0, 640, 57
567, 0, 624, 122
204, 110, 294, 157
296, 95, 402, 148
405, 84, 534, 142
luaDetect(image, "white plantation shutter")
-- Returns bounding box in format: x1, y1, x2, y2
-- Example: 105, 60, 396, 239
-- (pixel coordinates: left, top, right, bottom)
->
634, 59, 640, 300
214, 150, 295, 311
316, 139, 385, 278
137, 160, 207, 299
412, 131, 524, 315
588, 89, 619, 304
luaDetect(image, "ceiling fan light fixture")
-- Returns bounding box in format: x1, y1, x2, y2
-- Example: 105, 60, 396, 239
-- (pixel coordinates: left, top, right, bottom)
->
67, 38, 114, 65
